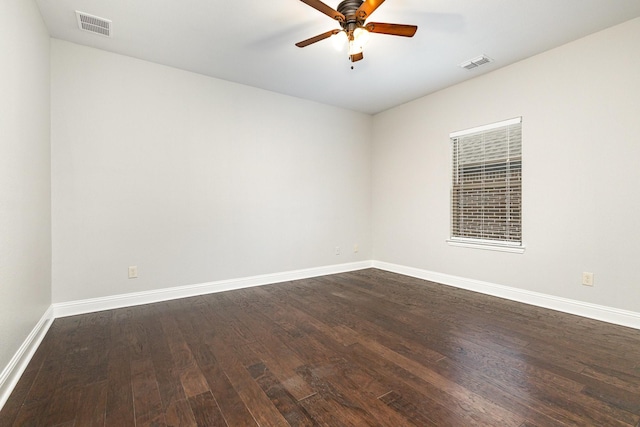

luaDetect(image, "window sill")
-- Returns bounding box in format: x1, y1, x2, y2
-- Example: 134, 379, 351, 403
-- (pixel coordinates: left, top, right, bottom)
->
446, 239, 526, 254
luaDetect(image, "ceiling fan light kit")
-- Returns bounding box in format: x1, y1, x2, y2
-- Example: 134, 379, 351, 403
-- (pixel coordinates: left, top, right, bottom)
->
296, 0, 417, 65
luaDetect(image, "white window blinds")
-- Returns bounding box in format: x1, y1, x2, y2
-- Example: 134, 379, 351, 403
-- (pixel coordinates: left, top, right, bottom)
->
450, 117, 522, 246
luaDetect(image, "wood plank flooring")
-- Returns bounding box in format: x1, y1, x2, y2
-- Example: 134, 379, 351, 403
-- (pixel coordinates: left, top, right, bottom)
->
2, 268, 640, 426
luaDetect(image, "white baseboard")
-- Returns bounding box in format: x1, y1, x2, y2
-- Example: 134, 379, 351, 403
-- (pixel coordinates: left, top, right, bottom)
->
0, 306, 54, 411
53, 261, 374, 318
373, 260, 640, 330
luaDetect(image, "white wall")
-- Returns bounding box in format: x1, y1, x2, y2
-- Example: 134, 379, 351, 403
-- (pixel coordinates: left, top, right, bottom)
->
51, 40, 372, 303
0, 0, 51, 374
372, 17, 640, 313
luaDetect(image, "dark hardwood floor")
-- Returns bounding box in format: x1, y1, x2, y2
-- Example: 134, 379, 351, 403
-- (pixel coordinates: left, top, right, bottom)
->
2, 268, 640, 426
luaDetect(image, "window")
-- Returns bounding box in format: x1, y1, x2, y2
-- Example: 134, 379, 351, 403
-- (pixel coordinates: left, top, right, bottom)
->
448, 117, 523, 252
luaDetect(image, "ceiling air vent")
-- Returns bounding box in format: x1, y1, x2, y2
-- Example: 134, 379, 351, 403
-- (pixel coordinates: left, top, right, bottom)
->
75, 11, 111, 37
460, 55, 493, 70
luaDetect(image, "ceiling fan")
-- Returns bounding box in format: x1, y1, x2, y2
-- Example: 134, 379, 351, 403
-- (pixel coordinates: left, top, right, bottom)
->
296, 0, 418, 63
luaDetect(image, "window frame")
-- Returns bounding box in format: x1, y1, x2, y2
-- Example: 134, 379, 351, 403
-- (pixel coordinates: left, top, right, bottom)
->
446, 117, 525, 253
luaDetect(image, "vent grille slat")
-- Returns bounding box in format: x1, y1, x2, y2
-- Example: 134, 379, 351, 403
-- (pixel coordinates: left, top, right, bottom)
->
76, 11, 111, 37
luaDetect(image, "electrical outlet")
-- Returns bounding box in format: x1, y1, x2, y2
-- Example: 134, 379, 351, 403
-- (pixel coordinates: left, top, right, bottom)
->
353, 244, 359, 253
582, 272, 594, 286
335, 246, 341, 256
128, 265, 138, 279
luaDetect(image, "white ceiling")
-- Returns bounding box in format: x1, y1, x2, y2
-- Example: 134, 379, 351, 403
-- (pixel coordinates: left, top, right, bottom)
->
35, 0, 640, 114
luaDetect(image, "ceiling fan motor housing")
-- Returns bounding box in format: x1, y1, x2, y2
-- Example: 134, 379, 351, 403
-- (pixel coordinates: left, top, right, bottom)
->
337, 0, 366, 33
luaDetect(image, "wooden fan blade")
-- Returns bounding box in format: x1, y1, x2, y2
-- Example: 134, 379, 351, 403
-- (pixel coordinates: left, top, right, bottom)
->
365, 22, 418, 37
356, 0, 385, 19
296, 29, 340, 47
299, 0, 345, 22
